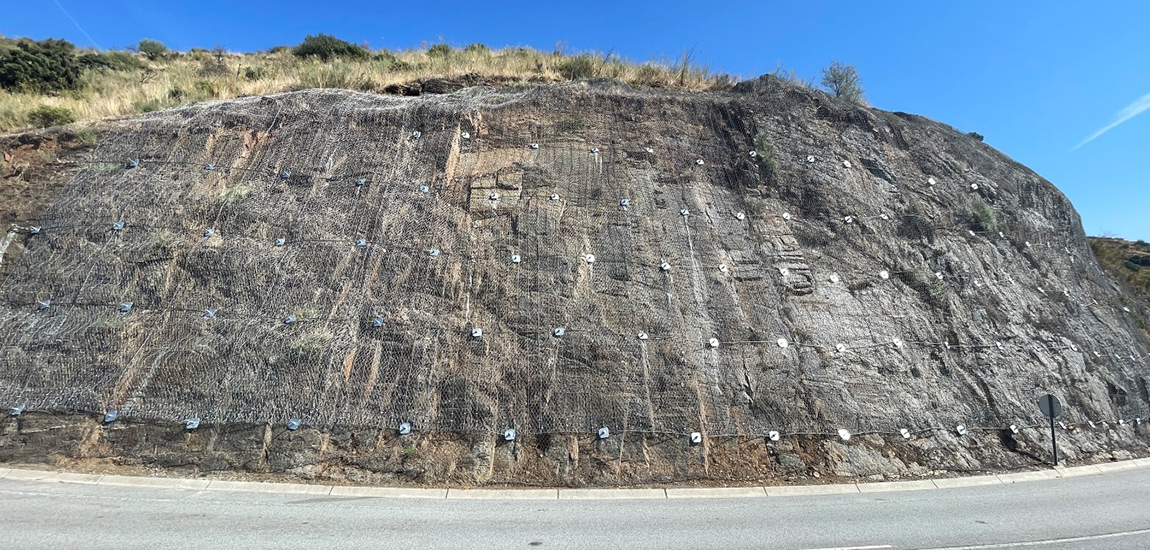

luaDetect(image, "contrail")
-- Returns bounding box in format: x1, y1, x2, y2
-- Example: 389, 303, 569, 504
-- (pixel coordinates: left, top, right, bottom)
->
51, 0, 102, 50
1072, 91, 1150, 151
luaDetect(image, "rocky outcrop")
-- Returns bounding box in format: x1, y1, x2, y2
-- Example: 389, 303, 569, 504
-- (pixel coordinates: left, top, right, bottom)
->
0, 77, 1147, 485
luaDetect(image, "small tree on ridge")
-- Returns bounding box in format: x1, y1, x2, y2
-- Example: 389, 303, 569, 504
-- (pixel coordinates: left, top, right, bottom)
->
292, 34, 367, 61
138, 39, 168, 61
821, 61, 864, 103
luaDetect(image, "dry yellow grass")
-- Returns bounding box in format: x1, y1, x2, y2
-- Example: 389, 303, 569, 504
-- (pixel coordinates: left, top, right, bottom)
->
0, 47, 736, 134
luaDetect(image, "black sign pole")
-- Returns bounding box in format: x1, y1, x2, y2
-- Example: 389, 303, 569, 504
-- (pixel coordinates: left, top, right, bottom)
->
1038, 394, 1062, 467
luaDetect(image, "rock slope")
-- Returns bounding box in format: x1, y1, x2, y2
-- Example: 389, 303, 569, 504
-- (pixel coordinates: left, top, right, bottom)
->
0, 77, 1147, 485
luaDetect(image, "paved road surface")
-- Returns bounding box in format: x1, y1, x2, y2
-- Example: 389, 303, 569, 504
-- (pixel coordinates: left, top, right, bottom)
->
1, 468, 1148, 549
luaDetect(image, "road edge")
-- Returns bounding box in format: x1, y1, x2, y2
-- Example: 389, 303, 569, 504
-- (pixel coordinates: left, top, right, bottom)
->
1, 458, 1148, 500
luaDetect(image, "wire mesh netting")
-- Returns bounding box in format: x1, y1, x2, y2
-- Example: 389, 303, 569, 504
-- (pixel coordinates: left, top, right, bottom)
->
1, 85, 1147, 439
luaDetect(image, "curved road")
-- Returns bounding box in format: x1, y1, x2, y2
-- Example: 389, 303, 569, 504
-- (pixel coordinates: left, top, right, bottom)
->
1, 466, 1148, 549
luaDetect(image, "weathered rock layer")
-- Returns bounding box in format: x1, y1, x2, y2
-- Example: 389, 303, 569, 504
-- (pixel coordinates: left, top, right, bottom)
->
1, 77, 1148, 485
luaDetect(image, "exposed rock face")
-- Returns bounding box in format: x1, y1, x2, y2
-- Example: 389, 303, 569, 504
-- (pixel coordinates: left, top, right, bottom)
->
1, 77, 1147, 485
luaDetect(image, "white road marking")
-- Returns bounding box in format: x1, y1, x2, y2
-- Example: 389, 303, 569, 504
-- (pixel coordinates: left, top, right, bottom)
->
800, 546, 892, 550
915, 527, 1150, 549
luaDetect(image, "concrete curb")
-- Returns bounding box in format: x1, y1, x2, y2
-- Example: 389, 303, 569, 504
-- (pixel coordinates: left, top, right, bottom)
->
2, 469, 103, 484
996, 470, 1061, 483
205, 480, 331, 495
931, 475, 1002, 489
666, 486, 767, 499
856, 479, 937, 493
1054, 464, 1104, 478
1094, 460, 1142, 473
330, 486, 448, 499
1, 457, 1146, 500
448, 488, 557, 500
766, 484, 860, 497
558, 488, 667, 500
100, 474, 211, 490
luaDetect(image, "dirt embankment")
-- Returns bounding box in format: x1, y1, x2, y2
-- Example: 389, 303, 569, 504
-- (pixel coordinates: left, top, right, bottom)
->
0, 129, 95, 278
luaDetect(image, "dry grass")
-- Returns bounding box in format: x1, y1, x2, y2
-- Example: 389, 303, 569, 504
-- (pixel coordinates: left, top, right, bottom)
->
0, 47, 736, 133
1090, 238, 1150, 295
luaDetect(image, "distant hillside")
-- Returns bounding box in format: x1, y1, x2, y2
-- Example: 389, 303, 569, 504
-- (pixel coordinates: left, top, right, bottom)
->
1090, 236, 1150, 331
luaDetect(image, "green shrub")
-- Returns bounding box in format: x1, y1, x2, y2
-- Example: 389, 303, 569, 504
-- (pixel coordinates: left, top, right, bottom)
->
428, 44, 452, 58
968, 131, 985, 141
0, 38, 83, 93
138, 39, 169, 61
463, 43, 490, 54
373, 50, 412, 71
27, 105, 75, 127
820, 61, 864, 102
77, 50, 145, 72
199, 59, 230, 76
194, 79, 222, 97
753, 133, 779, 184
73, 127, 98, 146
243, 66, 266, 81
969, 199, 997, 232
896, 265, 948, 310
292, 34, 367, 61
557, 54, 597, 80
267, 45, 291, 54
134, 99, 162, 113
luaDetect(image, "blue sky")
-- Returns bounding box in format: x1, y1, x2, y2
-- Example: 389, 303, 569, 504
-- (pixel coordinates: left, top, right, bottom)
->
7, 1, 1149, 239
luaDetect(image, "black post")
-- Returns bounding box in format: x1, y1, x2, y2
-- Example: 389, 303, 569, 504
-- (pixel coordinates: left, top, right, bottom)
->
1050, 415, 1058, 466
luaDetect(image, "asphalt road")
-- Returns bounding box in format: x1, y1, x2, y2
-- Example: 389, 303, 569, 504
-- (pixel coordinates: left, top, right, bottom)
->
1, 468, 1148, 550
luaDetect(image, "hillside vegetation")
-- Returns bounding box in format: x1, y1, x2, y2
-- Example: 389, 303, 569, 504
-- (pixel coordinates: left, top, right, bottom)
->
1090, 237, 1150, 330
1090, 237, 1150, 292
0, 35, 735, 133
